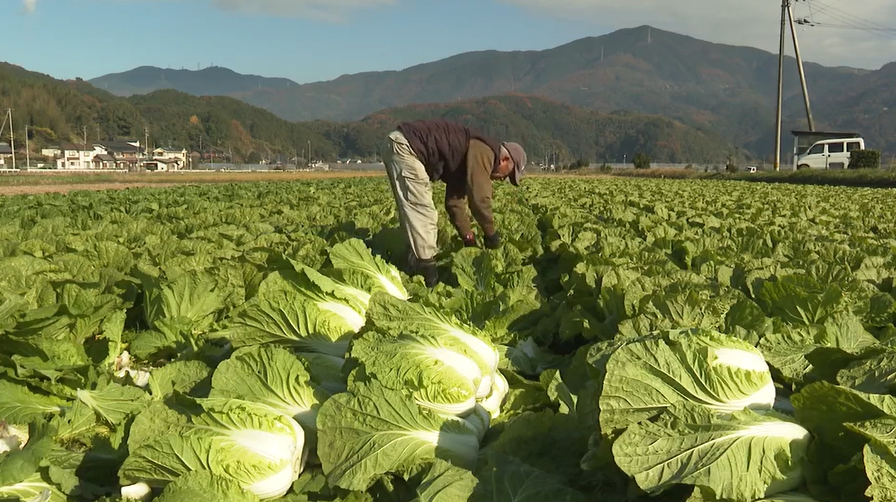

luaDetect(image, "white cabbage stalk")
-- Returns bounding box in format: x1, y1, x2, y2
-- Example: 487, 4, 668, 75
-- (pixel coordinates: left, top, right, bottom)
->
0, 436, 18, 455
462, 405, 491, 441
120, 482, 153, 501
317, 300, 366, 333
114, 351, 151, 388
379, 271, 409, 300
245, 459, 302, 499
439, 325, 499, 399
204, 412, 306, 499
751, 421, 810, 496
479, 371, 509, 419
0, 422, 29, 453
413, 347, 483, 417
709, 346, 776, 413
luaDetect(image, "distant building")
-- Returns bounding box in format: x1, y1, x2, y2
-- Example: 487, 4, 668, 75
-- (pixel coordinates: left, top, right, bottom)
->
56, 143, 106, 169
91, 153, 118, 169
143, 158, 180, 172
152, 147, 187, 170
41, 146, 62, 158
50, 140, 187, 171
0, 142, 12, 167
100, 140, 143, 170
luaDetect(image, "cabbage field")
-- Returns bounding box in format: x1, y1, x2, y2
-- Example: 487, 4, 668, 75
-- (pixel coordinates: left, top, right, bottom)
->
1, 177, 895, 502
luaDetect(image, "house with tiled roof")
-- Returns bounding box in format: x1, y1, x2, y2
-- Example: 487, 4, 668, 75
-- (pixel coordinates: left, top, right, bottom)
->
99, 140, 144, 170
0, 143, 12, 167
152, 147, 187, 170
55, 143, 107, 169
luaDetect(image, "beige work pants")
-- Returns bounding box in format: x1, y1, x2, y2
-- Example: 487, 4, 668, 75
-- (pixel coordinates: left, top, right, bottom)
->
383, 130, 439, 263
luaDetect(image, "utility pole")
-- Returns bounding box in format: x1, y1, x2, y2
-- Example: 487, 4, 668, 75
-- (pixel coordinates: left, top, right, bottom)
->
773, 0, 788, 171
96, 124, 101, 142
9, 109, 15, 170
144, 126, 150, 171
25, 124, 30, 169
774, 0, 816, 171
788, 4, 815, 131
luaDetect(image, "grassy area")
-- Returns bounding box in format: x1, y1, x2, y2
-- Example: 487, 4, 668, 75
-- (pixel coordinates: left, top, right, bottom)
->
720, 168, 896, 188
543, 167, 896, 188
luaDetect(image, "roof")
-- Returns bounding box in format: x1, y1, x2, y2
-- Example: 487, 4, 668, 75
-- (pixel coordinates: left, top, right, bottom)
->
101, 141, 140, 153
791, 130, 861, 138
93, 154, 116, 162
150, 158, 180, 164
60, 142, 96, 152
0, 144, 12, 155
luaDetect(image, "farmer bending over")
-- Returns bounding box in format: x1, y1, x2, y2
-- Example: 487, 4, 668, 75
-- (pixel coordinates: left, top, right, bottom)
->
382, 118, 527, 287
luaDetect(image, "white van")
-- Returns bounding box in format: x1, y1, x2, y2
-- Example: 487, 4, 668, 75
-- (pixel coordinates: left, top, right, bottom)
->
795, 137, 865, 170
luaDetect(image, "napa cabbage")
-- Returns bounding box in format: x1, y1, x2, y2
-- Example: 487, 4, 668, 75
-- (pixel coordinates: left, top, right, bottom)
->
119, 399, 306, 500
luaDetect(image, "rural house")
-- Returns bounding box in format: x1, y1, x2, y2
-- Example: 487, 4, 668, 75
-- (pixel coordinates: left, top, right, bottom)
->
0, 143, 12, 167
142, 158, 180, 172
41, 146, 62, 158
56, 143, 107, 169
100, 141, 143, 170
152, 147, 187, 170
92, 153, 118, 169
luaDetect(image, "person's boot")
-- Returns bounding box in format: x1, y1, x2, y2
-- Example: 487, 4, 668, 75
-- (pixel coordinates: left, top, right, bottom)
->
417, 258, 439, 288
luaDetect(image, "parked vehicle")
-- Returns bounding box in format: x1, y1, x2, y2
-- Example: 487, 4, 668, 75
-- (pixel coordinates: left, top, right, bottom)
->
794, 137, 865, 170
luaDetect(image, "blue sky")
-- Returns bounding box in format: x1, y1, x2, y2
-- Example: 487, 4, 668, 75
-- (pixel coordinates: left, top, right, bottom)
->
6, 0, 896, 83
5, 0, 614, 83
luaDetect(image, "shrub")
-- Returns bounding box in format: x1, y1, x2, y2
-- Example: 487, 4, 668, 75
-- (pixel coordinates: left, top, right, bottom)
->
633, 152, 651, 169
849, 149, 881, 169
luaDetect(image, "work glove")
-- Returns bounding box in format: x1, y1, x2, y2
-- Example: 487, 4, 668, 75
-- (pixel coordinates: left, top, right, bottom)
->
484, 231, 501, 250
461, 232, 477, 247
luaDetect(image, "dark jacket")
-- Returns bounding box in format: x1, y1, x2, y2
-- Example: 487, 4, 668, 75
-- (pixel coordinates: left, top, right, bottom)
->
397, 119, 502, 237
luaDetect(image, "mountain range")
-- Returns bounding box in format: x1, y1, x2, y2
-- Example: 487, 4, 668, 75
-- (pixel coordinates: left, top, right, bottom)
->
88, 25, 896, 158
0, 62, 735, 165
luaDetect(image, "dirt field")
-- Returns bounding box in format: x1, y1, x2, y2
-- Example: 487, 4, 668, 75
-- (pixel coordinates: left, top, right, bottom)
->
0, 170, 615, 197
0, 171, 385, 196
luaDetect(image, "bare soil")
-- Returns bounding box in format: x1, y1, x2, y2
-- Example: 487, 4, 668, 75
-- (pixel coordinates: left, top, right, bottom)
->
0, 171, 384, 196
0, 183, 188, 196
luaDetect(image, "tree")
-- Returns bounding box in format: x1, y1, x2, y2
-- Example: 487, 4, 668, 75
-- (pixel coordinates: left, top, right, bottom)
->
633, 152, 651, 169
246, 151, 262, 164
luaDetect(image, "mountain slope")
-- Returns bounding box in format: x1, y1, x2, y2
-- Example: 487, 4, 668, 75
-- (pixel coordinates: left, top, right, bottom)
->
3, 62, 735, 164
88, 25, 896, 156
91, 66, 298, 97
361, 95, 734, 164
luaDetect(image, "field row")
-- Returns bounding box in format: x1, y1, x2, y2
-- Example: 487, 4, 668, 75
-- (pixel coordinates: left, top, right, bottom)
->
0, 177, 895, 501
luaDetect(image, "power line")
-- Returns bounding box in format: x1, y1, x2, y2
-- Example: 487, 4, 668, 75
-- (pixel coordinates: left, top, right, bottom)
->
795, 0, 896, 41
811, 0, 895, 32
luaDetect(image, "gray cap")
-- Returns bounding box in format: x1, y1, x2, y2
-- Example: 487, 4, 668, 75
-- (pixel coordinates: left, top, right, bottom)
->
502, 142, 527, 186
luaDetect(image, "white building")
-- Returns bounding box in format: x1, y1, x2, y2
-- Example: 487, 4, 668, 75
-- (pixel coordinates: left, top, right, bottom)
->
143, 158, 179, 172
57, 143, 108, 169
41, 146, 62, 158
152, 147, 187, 170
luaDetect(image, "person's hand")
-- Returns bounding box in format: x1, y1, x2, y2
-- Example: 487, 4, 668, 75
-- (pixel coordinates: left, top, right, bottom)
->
484, 231, 501, 249
462, 232, 477, 247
